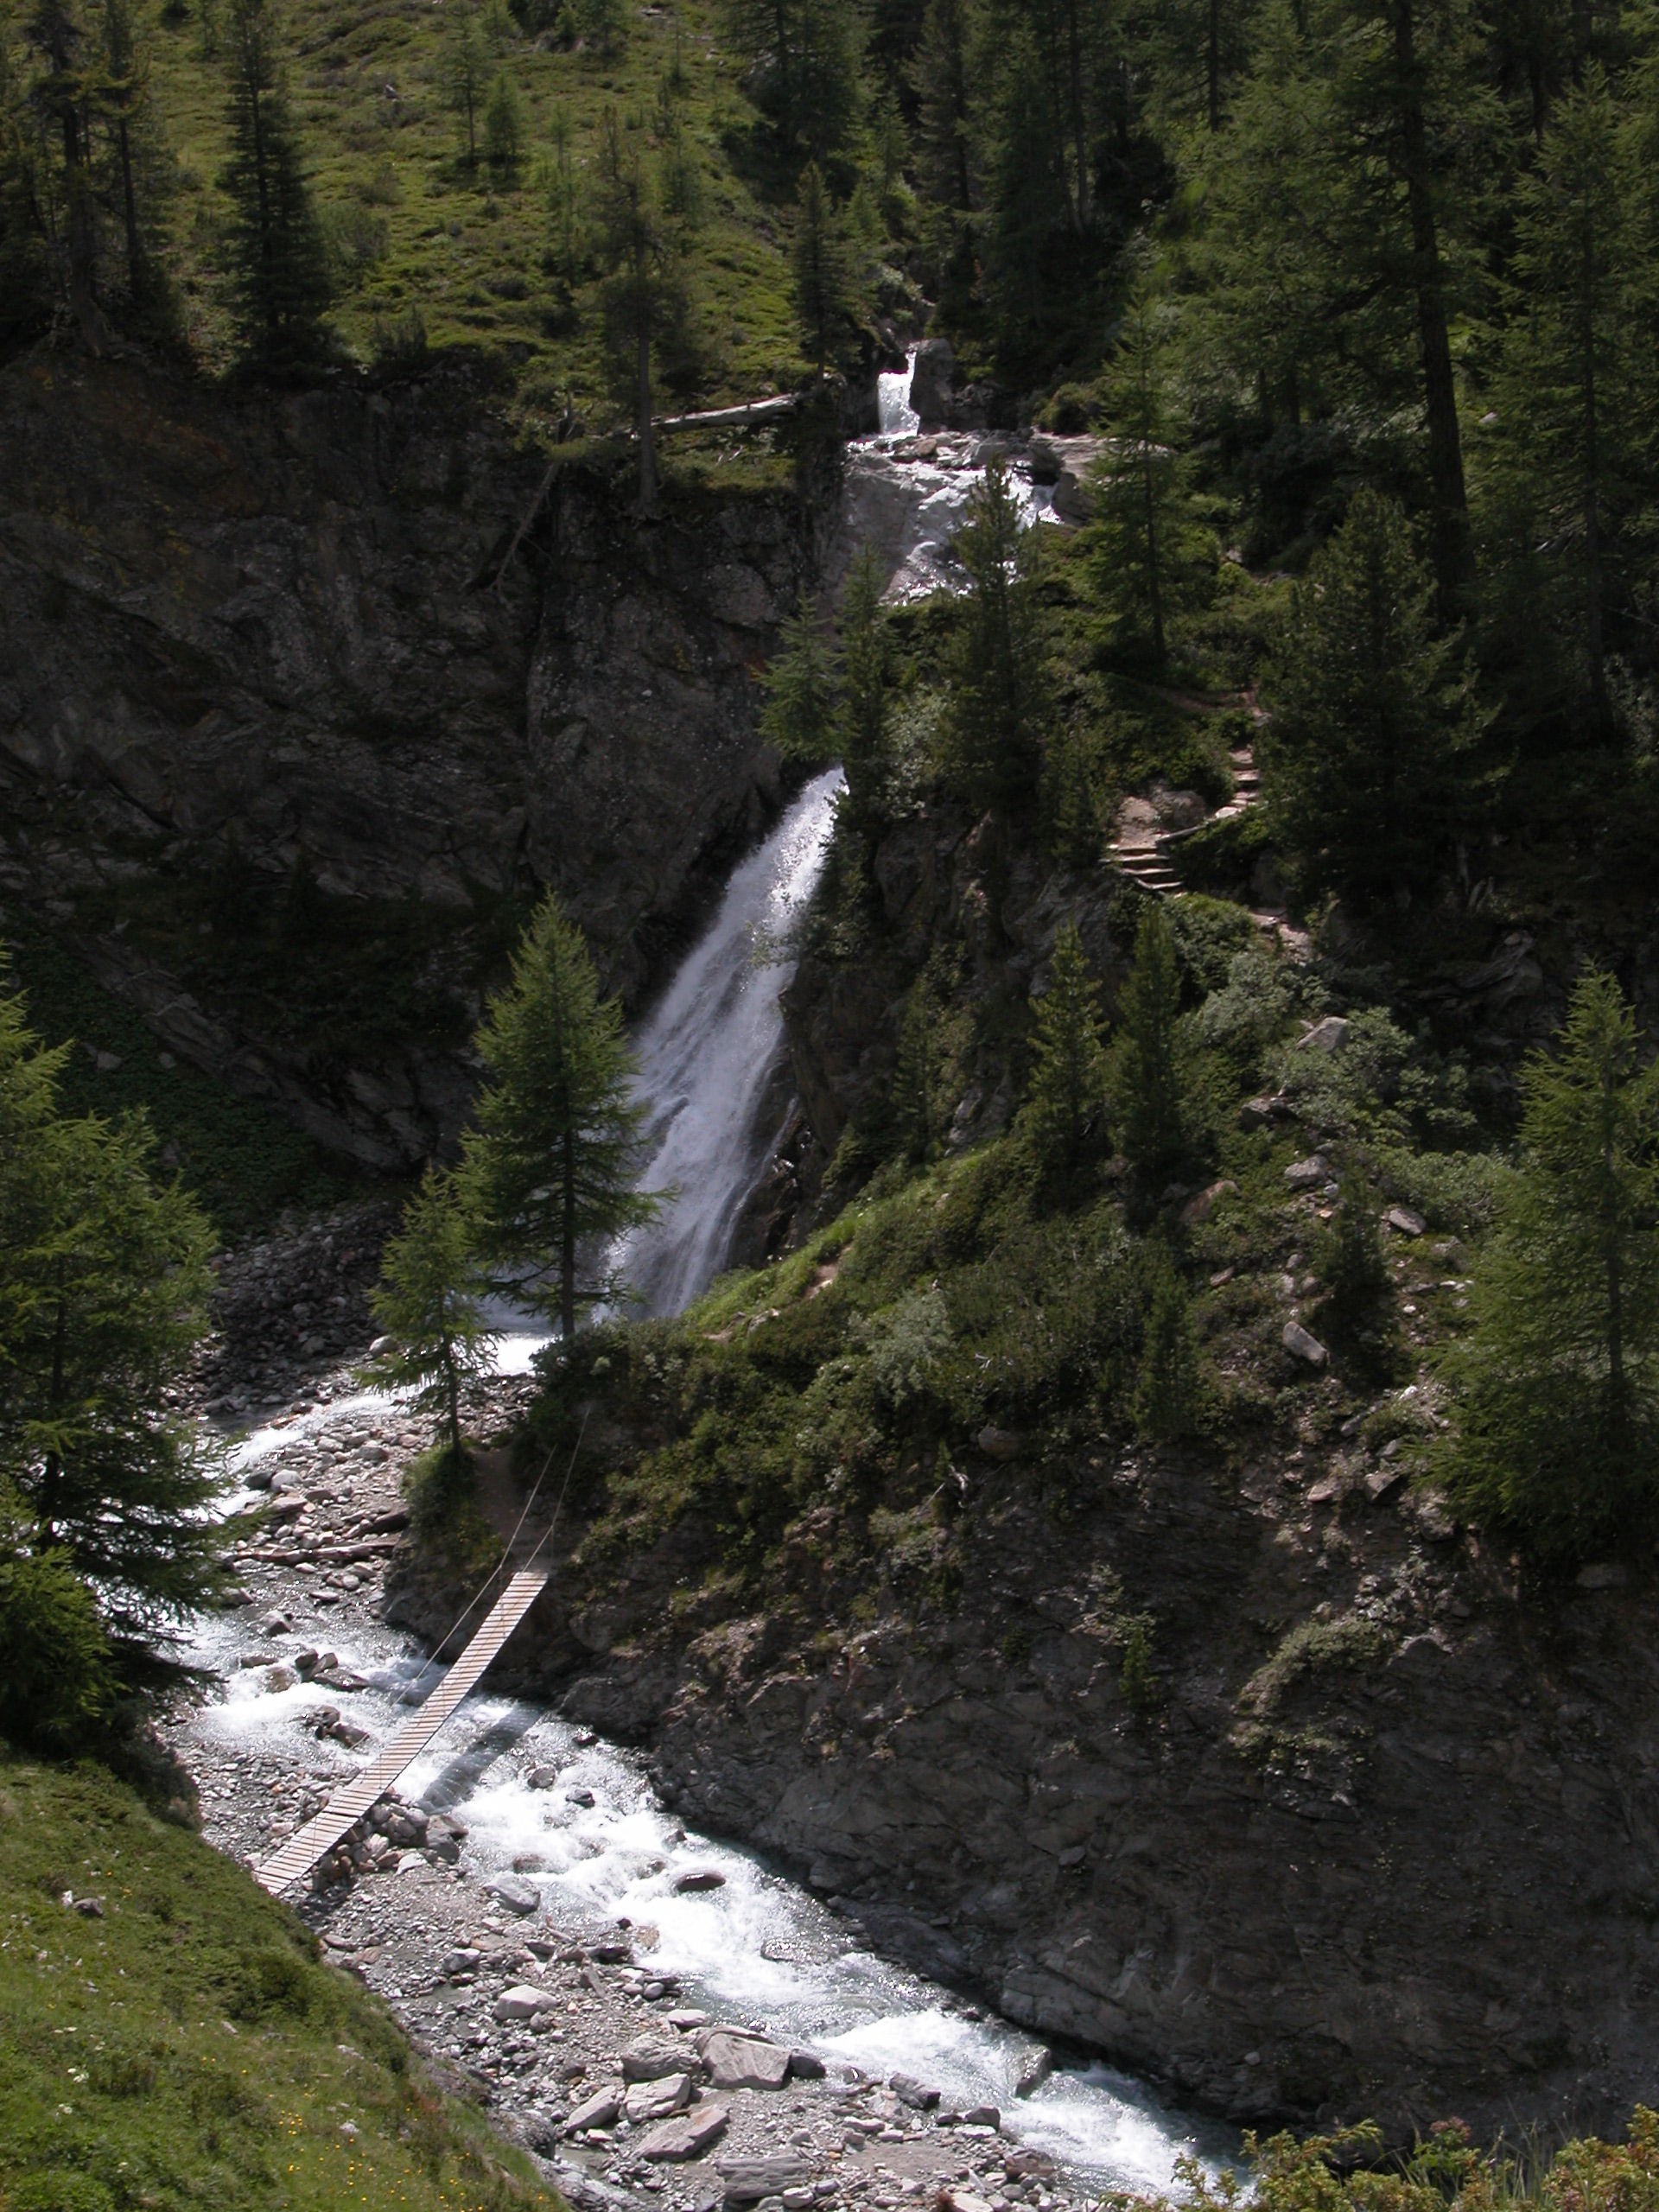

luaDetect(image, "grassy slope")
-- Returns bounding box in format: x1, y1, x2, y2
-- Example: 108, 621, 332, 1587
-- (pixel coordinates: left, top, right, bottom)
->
143, 0, 804, 411
0, 1752, 559, 2212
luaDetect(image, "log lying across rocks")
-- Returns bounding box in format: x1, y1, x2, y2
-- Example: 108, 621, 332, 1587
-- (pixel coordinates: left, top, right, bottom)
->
650, 393, 800, 435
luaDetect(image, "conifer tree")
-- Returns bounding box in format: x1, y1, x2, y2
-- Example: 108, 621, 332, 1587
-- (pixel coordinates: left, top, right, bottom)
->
447, 7, 486, 165
1109, 903, 1189, 1188
1492, 69, 1637, 718
461, 895, 659, 1342
0, 960, 220, 1654
101, 0, 155, 310
0, 23, 52, 344
595, 116, 688, 514
366, 1168, 498, 1463
484, 67, 524, 169
1022, 922, 1109, 1185
220, 0, 331, 369
1135, 1252, 1201, 1440
1262, 487, 1480, 902
1441, 970, 1659, 1564
791, 160, 855, 369
578, 0, 626, 60
22, 0, 107, 347
760, 590, 837, 766
836, 544, 893, 830
913, 0, 973, 212
944, 459, 1046, 815
1092, 269, 1211, 666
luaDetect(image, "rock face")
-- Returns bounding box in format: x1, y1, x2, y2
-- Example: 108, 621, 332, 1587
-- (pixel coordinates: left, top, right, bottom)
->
388, 1437, 1659, 2147
0, 355, 812, 1166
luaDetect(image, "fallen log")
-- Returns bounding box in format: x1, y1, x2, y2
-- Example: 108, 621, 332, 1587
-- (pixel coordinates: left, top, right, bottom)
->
650, 394, 799, 435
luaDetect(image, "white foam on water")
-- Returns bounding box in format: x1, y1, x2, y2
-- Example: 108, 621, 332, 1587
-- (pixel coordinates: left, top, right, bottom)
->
612, 766, 844, 1319
877, 348, 920, 440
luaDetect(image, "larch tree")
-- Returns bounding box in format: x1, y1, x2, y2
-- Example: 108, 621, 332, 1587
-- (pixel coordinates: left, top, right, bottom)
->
1262, 487, 1481, 902
1109, 903, 1190, 1190
219, 0, 331, 369
1022, 922, 1109, 1185
461, 895, 659, 1343
945, 459, 1046, 814
1441, 970, 1659, 1565
791, 160, 856, 369
366, 1168, 498, 1464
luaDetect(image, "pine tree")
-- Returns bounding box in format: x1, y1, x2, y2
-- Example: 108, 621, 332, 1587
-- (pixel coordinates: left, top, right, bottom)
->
484, 67, 524, 169
944, 459, 1046, 815
1440, 971, 1659, 1565
1135, 1253, 1201, 1440
21, 0, 108, 348
977, 22, 1071, 354
1109, 903, 1189, 1189
791, 159, 855, 369
1043, 720, 1103, 868
0, 1493, 114, 1751
1262, 487, 1481, 902
0, 963, 220, 1654
1022, 922, 1109, 1184
366, 1168, 498, 1463
836, 543, 893, 830
913, 0, 973, 211
577, 0, 626, 60
1092, 268, 1211, 667
1491, 69, 1637, 719
447, 7, 486, 165
760, 589, 838, 765
219, 0, 331, 369
596, 116, 688, 514
461, 895, 660, 1342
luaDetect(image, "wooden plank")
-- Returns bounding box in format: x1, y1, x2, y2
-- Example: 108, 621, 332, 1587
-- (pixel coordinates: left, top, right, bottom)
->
253, 1569, 549, 1896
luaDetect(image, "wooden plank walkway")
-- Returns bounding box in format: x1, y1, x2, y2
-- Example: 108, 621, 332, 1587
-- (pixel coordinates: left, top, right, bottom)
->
253, 1569, 550, 1897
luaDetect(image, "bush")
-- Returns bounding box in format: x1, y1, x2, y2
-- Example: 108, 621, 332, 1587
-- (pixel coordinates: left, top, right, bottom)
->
0, 1536, 113, 1752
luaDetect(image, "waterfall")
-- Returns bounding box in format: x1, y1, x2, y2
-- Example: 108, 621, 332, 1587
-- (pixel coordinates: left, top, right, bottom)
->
613, 766, 845, 1319
877, 346, 920, 440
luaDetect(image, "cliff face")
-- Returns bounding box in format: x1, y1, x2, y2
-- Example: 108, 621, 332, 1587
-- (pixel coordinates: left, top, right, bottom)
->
0, 353, 810, 1165
385, 1437, 1659, 2152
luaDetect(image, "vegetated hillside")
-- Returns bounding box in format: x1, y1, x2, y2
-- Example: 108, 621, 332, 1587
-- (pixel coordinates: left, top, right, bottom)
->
0, 1753, 561, 2211
58, 0, 807, 406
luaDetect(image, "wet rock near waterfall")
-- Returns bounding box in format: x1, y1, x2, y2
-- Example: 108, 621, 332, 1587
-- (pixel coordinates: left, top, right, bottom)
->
700, 2029, 791, 2091
716, 2155, 816, 2204
485, 1876, 542, 1916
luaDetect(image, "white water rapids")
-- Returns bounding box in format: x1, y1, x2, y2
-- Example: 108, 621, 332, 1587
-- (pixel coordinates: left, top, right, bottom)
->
196, 395, 1221, 2196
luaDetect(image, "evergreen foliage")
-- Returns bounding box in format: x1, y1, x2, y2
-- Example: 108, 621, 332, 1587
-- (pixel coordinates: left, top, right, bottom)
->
1440, 971, 1659, 1565
1262, 489, 1481, 902
366, 1168, 498, 1461
1134, 1254, 1201, 1441
461, 893, 659, 1343
791, 160, 856, 368
759, 590, 838, 766
944, 460, 1046, 815
1109, 904, 1191, 1189
1021, 923, 1109, 1186
594, 113, 690, 512
0, 1498, 114, 1751
0, 959, 220, 1656
219, 0, 330, 368
836, 544, 893, 829
445, 8, 485, 164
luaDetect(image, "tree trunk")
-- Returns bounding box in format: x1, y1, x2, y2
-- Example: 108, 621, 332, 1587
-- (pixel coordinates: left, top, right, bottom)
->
1391, 0, 1471, 611
443, 1328, 462, 1460
41, 1274, 68, 1544
560, 1128, 577, 1344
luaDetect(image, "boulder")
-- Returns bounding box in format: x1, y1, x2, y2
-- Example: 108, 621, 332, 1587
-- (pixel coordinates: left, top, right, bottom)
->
624, 2073, 694, 2124
1295, 1015, 1350, 1052
700, 2030, 791, 2090
564, 2085, 622, 2134
976, 1426, 1024, 1462
639, 2104, 731, 2162
1577, 1562, 1630, 1592
786, 2051, 825, 2081
484, 1876, 541, 1916
1284, 1156, 1329, 1190
908, 339, 957, 428
674, 1866, 728, 1892
889, 2071, 941, 2110
1384, 1205, 1427, 1236
716, 2156, 814, 2205
1282, 1320, 1328, 1366
493, 1984, 551, 2023
624, 2036, 694, 2082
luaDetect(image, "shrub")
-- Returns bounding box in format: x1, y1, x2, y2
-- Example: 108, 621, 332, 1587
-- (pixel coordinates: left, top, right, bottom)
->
0, 1532, 113, 1752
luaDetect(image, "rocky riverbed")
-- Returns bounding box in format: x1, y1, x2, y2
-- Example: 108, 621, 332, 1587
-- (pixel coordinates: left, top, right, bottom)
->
162, 1220, 1211, 2212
